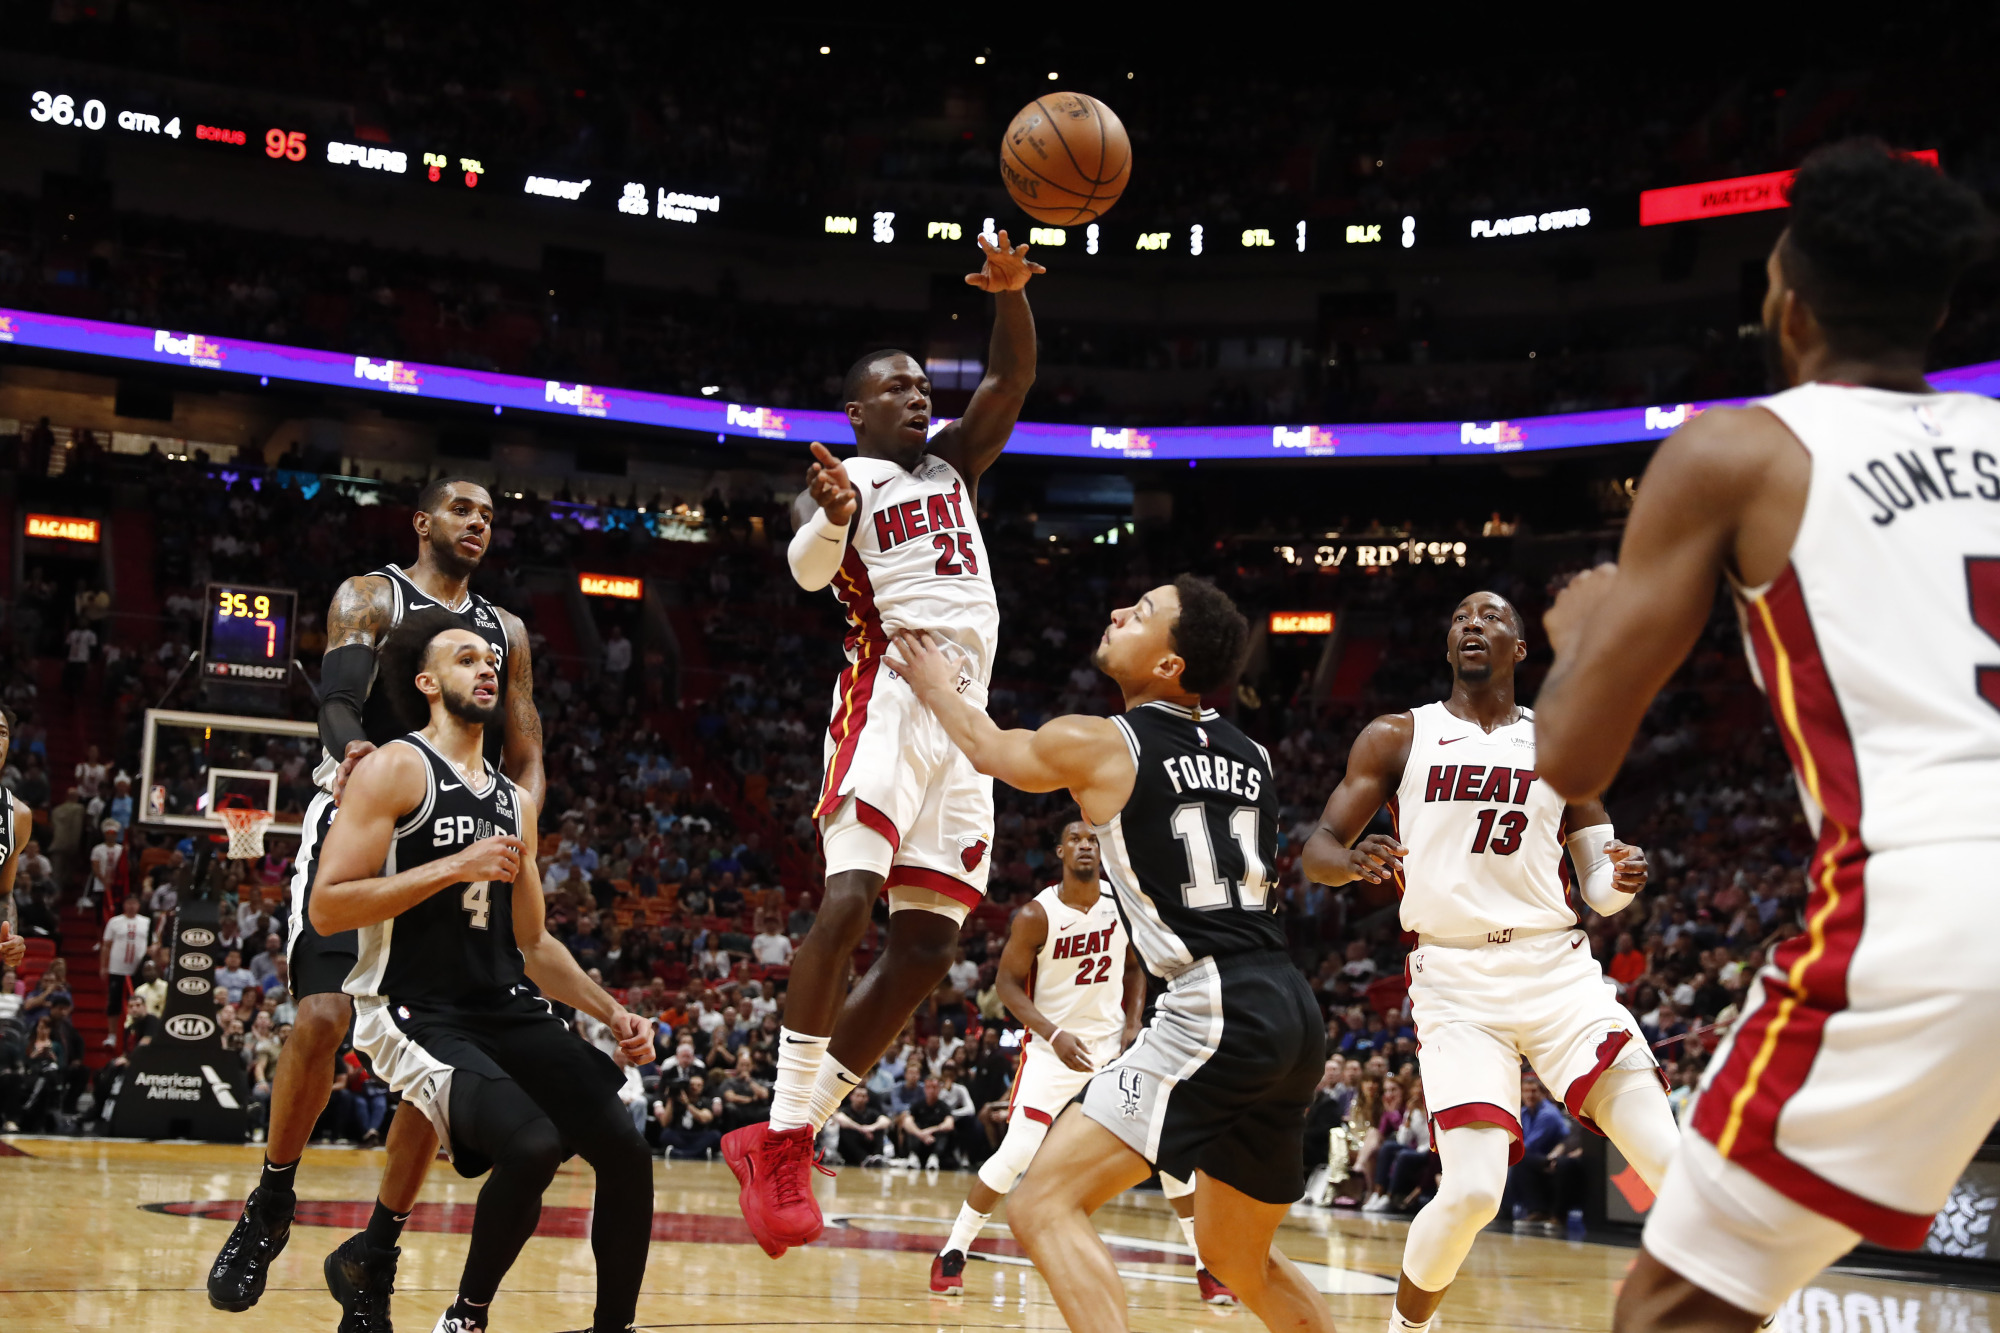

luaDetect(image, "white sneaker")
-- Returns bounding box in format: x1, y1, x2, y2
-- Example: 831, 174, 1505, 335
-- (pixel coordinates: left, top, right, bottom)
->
1362, 1192, 1387, 1212
925, 1153, 941, 1171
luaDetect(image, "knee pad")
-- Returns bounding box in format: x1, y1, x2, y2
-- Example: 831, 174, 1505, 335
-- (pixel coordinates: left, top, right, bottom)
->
976, 1115, 1050, 1196
499, 1117, 565, 1185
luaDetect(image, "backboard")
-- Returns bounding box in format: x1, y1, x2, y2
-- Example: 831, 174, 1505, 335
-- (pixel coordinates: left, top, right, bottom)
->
138, 708, 322, 837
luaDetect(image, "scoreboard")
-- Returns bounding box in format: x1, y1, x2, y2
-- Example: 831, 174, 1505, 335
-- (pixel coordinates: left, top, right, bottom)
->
201, 584, 296, 688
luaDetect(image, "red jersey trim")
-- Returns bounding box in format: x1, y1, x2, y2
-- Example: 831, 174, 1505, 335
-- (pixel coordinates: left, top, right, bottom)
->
885, 865, 984, 911
1432, 1101, 1526, 1165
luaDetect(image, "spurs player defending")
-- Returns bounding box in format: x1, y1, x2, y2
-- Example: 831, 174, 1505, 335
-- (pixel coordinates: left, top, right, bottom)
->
892, 579, 1329, 1333
1304, 589, 1681, 1333
208, 479, 544, 1326
929, 822, 1239, 1304
312, 628, 654, 1333
0, 709, 30, 974
725, 230, 1043, 1257
1535, 144, 1999, 1332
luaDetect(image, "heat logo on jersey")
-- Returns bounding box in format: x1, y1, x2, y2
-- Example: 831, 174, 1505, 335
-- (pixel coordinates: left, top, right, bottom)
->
1422, 764, 1538, 805
1049, 926, 1118, 961
871, 481, 973, 556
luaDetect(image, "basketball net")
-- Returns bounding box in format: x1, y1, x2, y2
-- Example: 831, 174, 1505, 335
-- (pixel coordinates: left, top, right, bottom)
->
218, 807, 275, 860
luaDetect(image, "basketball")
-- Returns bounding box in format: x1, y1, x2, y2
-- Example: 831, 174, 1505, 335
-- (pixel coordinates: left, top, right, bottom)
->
999, 91, 1131, 226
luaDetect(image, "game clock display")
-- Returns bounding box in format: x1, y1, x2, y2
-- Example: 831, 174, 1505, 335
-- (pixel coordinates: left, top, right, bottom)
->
202, 583, 296, 686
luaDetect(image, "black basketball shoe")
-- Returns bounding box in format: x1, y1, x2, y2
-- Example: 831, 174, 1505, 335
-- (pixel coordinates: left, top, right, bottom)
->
324, 1231, 400, 1331
206, 1185, 295, 1310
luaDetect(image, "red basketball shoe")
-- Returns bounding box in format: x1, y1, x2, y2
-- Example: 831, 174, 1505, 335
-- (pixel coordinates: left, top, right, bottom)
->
1196, 1267, 1238, 1306
930, 1248, 967, 1293
723, 1122, 827, 1257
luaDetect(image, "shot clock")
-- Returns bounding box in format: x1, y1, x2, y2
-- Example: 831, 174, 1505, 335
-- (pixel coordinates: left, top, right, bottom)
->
202, 583, 297, 688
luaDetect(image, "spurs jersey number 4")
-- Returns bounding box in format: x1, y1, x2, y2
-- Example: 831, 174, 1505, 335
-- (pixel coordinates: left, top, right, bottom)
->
1741, 384, 2000, 852
345, 733, 527, 1004
1026, 884, 1128, 1047
1092, 702, 1283, 977
832, 453, 999, 684
1391, 702, 1572, 939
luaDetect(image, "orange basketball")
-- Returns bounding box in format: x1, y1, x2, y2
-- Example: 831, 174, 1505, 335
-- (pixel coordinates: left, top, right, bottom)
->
999, 92, 1131, 226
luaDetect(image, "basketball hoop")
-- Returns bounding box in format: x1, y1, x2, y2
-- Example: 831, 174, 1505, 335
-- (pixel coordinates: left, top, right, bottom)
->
219, 807, 275, 860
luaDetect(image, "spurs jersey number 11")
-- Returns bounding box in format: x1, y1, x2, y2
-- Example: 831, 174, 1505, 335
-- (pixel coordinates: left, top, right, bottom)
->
1026, 884, 1128, 1048
345, 733, 527, 1004
1391, 702, 1573, 939
1741, 384, 2000, 853
831, 453, 999, 685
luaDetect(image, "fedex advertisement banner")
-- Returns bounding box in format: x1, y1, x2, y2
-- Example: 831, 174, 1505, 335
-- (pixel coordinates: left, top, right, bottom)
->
3, 306, 1997, 461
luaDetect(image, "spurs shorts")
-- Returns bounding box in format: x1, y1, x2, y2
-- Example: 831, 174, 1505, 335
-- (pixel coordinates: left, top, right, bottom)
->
285, 791, 358, 998
1657, 839, 2000, 1280
1408, 926, 1658, 1162
1080, 950, 1324, 1205
816, 658, 994, 917
351, 984, 624, 1177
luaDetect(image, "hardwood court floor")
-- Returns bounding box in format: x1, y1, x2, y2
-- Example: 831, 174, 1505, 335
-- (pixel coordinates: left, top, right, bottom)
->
0, 1136, 1989, 1331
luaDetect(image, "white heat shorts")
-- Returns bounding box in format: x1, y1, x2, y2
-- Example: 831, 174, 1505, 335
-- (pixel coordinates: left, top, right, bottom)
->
1670, 840, 2000, 1258
1408, 926, 1658, 1161
816, 654, 993, 919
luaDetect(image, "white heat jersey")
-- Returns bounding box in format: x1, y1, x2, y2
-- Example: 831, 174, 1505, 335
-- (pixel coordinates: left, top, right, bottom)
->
1025, 884, 1129, 1048
1738, 383, 2000, 852
1391, 701, 1574, 939
833, 453, 999, 685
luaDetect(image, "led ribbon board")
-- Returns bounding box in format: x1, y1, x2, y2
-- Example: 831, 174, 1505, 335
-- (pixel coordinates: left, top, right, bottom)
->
3, 307, 1997, 462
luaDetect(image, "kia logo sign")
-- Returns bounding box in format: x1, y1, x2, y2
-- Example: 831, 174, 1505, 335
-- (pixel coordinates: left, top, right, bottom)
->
177, 976, 212, 996
181, 928, 216, 947
166, 1014, 218, 1041
178, 953, 213, 971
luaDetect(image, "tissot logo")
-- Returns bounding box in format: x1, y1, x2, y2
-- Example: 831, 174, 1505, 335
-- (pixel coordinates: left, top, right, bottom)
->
178, 952, 213, 971
166, 1014, 218, 1041
176, 976, 212, 996
181, 928, 216, 948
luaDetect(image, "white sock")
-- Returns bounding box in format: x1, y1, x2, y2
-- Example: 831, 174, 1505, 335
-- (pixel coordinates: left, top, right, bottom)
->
943, 1201, 990, 1256
1177, 1214, 1202, 1266
1388, 1312, 1432, 1332
806, 1054, 864, 1132
769, 1027, 828, 1131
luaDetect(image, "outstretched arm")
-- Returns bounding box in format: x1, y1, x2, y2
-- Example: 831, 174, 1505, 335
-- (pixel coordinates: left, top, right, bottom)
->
884, 630, 1133, 822
1537, 406, 1798, 798
927, 231, 1043, 485
787, 442, 860, 592
495, 607, 546, 810
1300, 713, 1413, 895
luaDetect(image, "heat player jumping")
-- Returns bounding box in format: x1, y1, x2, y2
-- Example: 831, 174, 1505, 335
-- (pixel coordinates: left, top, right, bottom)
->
1303, 591, 1681, 1333
724, 230, 1043, 1256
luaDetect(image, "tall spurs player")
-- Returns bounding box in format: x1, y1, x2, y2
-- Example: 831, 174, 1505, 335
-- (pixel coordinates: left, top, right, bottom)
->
1302, 590, 1681, 1333
725, 230, 1043, 1257
891, 579, 1330, 1333
208, 478, 544, 1328
1534, 143, 2000, 1332
312, 627, 654, 1333
929, 821, 1238, 1306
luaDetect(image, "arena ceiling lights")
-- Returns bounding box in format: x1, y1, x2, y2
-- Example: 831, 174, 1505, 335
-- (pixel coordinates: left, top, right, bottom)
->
5, 305, 1997, 463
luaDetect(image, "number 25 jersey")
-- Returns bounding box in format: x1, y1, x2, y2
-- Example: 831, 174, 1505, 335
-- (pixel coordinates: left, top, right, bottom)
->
344, 733, 528, 1005
832, 453, 999, 686
1391, 701, 1573, 940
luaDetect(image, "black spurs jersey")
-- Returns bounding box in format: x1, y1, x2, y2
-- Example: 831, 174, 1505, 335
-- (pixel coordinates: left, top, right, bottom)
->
0, 790, 19, 870
1091, 701, 1284, 977
316, 565, 512, 786
344, 733, 528, 1005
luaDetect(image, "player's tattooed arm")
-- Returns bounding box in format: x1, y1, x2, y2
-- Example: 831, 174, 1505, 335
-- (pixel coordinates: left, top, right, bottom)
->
1301, 712, 1414, 892
320, 574, 397, 794
888, 629, 1134, 822
495, 607, 547, 811
929, 230, 1045, 486
0, 804, 24, 968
